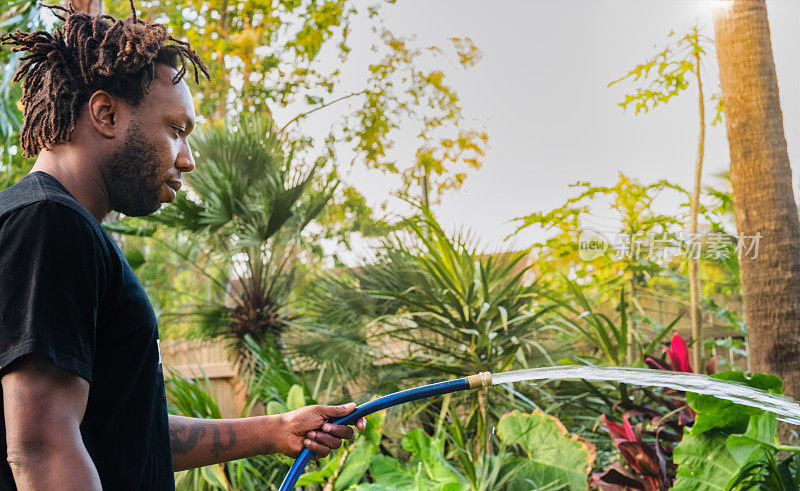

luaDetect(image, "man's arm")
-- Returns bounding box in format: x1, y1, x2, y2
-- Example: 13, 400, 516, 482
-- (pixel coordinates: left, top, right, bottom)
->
170, 403, 365, 471
2, 354, 101, 490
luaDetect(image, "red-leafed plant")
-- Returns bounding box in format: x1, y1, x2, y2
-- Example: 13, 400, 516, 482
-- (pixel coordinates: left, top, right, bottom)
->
591, 333, 706, 491
592, 413, 672, 490
645, 332, 693, 373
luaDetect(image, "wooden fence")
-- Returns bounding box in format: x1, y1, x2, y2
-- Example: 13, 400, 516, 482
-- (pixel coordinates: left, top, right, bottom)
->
161, 338, 265, 418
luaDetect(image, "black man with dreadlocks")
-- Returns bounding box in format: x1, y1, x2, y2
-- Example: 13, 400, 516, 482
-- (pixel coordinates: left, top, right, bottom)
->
0, 4, 363, 490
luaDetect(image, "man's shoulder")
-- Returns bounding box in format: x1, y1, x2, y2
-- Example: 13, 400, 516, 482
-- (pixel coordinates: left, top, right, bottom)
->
0, 172, 99, 230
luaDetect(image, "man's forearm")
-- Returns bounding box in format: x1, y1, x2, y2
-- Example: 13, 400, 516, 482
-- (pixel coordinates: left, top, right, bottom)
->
169, 414, 284, 471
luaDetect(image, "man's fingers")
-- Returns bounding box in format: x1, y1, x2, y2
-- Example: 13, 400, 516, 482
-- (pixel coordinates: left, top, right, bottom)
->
356, 417, 367, 431
308, 430, 343, 449
321, 422, 355, 440
304, 438, 332, 458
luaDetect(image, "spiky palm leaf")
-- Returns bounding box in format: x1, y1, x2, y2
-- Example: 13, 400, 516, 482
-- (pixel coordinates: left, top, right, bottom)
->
149, 114, 336, 354
291, 208, 554, 441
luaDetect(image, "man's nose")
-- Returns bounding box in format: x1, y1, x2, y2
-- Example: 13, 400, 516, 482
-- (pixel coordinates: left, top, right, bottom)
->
175, 143, 195, 173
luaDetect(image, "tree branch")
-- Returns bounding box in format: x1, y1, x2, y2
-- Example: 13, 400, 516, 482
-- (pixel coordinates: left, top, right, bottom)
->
279, 90, 368, 134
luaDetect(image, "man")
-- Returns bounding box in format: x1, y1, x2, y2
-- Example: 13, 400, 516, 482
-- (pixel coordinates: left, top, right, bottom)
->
0, 5, 363, 489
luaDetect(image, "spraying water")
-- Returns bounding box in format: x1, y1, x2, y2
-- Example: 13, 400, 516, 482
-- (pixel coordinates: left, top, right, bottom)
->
493, 365, 800, 425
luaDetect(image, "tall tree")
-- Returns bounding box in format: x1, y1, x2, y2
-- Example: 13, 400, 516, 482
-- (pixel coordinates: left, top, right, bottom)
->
609, 27, 719, 370
712, 0, 800, 399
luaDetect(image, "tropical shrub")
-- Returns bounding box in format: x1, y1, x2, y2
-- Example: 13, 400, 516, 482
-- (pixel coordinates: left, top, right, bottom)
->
590, 341, 800, 491
291, 209, 558, 454
671, 372, 789, 490
353, 410, 595, 491
147, 114, 336, 357
591, 333, 697, 490
554, 282, 682, 368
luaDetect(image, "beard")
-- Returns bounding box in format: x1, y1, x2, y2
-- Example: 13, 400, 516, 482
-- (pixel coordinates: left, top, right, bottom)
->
101, 120, 164, 217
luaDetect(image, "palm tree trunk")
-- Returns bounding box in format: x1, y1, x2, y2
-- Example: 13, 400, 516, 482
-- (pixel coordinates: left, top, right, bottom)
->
712, 0, 800, 399
689, 49, 705, 372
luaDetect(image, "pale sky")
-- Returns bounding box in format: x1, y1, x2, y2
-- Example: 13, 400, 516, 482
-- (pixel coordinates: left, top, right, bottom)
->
273, 0, 800, 254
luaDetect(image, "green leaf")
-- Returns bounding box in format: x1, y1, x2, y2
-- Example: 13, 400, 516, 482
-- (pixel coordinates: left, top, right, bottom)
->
296, 452, 340, 485
687, 371, 783, 434
199, 464, 229, 489
362, 410, 386, 446
354, 485, 406, 491
124, 247, 146, 270
401, 428, 461, 484
726, 411, 778, 466
286, 384, 306, 411
672, 429, 739, 490
266, 401, 287, 415
335, 438, 378, 490
496, 410, 595, 490
366, 429, 464, 490
367, 454, 418, 490
673, 371, 782, 490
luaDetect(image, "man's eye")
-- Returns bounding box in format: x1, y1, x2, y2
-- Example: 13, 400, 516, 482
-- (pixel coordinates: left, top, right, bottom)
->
172, 126, 184, 138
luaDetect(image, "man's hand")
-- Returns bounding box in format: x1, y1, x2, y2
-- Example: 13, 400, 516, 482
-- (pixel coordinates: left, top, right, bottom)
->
278, 403, 367, 458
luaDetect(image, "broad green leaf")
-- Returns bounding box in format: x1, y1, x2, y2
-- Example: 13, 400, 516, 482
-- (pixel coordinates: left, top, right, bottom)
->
355, 485, 405, 491
367, 430, 463, 490
335, 438, 378, 490
725, 411, 778, 466
687, 371, 783, 434
296, 452, 340, 485
496, 410, 595, 490
286, 384, 306, 411
673, 371, 781, 490
672, 430, 739, 490
124, 247, 146, 270
362, 410, 386, 446
368, 455, 419, 490
401, 428, 461, 484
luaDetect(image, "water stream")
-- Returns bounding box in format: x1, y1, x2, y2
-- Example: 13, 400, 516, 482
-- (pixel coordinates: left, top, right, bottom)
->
492, 365, 800, 425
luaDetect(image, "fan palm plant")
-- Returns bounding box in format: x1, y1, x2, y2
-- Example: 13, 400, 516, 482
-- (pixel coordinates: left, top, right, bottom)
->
150, 114, 336, 356
295, 210, 552, 378
291, 209, 557, 453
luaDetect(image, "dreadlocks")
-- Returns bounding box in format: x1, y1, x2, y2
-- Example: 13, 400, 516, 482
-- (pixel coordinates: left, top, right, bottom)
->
0, 1, 210, 157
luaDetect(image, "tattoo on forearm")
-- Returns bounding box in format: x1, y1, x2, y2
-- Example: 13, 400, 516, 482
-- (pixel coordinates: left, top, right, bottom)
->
170, 422, 205, 455
170, 419, 238, 458
210, 425, 236, 456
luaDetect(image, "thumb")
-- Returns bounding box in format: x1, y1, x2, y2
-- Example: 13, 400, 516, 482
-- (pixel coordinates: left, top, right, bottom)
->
322, 402, 357, 418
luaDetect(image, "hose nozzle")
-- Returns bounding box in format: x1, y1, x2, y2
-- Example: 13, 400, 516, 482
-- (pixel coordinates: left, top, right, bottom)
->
467, 371, 493, 389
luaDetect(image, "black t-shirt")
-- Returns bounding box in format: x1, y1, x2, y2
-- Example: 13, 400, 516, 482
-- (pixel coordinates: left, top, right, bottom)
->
0, 172, 174, 489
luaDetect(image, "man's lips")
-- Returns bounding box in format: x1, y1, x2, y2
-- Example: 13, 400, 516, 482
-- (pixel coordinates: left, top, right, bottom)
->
164, 180, 182, 203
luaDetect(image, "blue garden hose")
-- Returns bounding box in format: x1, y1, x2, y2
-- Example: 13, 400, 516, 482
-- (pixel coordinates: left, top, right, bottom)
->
278, 372, 493, 490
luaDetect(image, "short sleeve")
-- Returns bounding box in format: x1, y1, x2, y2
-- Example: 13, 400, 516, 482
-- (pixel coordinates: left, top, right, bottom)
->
0, 201, 101, 383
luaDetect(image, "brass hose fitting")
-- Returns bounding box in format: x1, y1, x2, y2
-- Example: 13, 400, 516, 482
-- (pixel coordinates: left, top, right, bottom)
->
467, 371, 493, 389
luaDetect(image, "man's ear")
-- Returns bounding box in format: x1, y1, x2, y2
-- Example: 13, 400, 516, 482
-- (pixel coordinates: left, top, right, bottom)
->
87, 90, 123, 139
